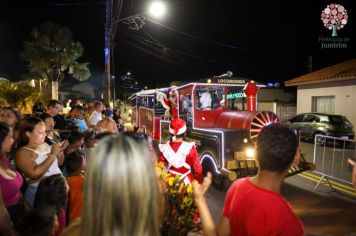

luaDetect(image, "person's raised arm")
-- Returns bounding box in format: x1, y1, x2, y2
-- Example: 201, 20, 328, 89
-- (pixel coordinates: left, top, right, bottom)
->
193, 173, 218, 236
193, 173, 231, 236
348, 158, 356, 188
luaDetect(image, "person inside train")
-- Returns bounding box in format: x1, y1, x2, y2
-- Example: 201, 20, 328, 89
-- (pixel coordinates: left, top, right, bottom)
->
199, 91, 212, 110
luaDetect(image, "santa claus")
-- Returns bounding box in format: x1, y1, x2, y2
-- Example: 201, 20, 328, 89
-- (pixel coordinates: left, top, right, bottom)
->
158, 118, 202, 185
156, 87, 178, 120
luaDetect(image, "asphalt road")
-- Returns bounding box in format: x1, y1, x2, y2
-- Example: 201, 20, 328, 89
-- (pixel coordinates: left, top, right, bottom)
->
205, 140, 356, 236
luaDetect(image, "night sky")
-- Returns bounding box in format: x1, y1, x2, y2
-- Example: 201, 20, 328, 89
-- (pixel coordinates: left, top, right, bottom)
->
0, 0, 355, 89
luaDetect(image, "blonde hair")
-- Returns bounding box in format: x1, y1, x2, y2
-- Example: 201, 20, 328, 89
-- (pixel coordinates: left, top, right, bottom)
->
80, 134, 161, 236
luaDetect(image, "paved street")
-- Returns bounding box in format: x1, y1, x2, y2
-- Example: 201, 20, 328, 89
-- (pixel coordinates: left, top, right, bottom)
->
205, 140, 356, 235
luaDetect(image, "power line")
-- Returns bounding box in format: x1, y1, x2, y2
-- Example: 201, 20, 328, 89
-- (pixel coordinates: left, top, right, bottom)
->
123, 33, 200, 70
119, 31, 198, 68
146, 17, 255, 53
120, 30, 237, 66
118, 37, 200, 72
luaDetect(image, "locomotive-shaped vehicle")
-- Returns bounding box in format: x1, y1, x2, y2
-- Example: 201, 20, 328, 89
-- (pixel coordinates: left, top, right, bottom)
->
129, 76, 312, 189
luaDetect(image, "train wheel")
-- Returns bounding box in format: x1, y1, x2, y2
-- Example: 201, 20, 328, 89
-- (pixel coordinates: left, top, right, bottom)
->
250, 111, 279, 142
200, 149, 228, 191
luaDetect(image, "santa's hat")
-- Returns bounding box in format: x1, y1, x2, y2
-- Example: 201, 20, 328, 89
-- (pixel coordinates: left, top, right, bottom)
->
169, 118, 186, 138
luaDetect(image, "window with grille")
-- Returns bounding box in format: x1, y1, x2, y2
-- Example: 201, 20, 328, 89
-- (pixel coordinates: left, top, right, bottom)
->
311, 96, 335, 113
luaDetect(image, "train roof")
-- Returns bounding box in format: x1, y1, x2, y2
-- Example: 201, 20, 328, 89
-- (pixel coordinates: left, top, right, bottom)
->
128, 87, 171, 99
129, 77, 265, 99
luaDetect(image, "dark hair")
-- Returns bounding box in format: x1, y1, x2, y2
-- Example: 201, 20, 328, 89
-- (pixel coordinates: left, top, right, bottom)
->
83, 130, 95, 142
47, 99, 62, 109
71, 105, 84, 112
94, 102, 102, 108
1, 106, 21, 128
17, 117, 44, 148
64, 150, 85, 174
0, 122, 10, 151
256, 123, 297, 172
68, 130, 84, 144
39, 113, 53, 122
20, 206, 57, 236
32, 101, 46, 113
95, 131, 114, 140
34, 174, 67, 214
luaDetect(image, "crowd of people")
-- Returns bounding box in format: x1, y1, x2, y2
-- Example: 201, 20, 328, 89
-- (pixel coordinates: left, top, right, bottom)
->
1, 98, 346, 235
0, 99, 133, 236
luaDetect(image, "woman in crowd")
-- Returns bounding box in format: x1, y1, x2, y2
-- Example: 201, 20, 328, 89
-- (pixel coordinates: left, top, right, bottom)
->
96, 109, 118, 133
15, 117, 62, 207
0, 107, 21, 155
0, 107, 21, 132
63, 133, 161, 236
0, 122, 26, 231
38, 113, 68, 167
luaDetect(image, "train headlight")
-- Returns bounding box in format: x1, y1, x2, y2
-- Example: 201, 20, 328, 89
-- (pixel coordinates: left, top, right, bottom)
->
243, 138, 248, 144
245, 148, 255, 159
128, 109, 132, 114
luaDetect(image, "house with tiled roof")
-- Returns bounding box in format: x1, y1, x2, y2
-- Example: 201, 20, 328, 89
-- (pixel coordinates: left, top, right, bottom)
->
285, 58, 356, 128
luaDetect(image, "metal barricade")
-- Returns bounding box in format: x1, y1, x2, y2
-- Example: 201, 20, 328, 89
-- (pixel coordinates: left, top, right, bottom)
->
313, 134, 356, 191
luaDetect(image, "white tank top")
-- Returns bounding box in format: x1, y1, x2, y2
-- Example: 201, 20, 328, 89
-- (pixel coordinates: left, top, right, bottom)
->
21, 146, 62, 183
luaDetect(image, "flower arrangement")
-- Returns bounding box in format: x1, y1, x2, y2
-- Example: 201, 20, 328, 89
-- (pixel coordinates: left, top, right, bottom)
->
156, 162, 200, 236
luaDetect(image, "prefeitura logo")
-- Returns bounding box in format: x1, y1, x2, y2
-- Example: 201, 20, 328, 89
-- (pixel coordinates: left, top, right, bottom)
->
321, 3, 348, 37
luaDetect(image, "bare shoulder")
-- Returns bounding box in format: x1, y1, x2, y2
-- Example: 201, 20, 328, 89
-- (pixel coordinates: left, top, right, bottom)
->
15, 148, 37, 161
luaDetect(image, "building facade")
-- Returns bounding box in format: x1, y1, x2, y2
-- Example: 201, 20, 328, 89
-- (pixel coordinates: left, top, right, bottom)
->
285, 59, 356, 129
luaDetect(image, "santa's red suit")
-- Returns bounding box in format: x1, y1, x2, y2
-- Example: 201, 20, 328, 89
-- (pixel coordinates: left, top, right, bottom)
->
159, 141, 202, 185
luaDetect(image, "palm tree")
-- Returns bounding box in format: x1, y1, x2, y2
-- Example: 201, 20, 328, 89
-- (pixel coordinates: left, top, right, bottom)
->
21, 22, 91, 99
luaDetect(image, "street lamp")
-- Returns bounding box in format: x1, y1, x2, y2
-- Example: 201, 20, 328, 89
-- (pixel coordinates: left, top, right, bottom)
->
148, 1, 166, 18
105, 1, 166, 104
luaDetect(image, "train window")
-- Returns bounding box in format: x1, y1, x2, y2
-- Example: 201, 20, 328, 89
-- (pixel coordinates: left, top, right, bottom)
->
226, 87, 246, 111
196, 86, 225, 111
180, 95, 192, 123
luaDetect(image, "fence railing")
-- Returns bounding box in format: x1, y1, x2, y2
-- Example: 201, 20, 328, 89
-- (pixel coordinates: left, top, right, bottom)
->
313, 134, 356, 191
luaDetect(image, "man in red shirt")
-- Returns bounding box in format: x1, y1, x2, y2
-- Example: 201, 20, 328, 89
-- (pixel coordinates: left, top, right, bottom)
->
194, 123, 304, 236
158, 118, 202, 185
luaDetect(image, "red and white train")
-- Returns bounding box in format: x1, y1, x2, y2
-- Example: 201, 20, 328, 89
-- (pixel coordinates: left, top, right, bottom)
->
129, 76, 311, 188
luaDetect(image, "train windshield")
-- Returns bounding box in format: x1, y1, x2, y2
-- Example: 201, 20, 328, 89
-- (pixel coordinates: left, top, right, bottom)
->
226, 87, 246, 111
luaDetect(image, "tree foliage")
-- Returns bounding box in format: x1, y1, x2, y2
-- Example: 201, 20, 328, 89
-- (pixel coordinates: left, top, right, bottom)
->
21, 22, 91, 85
0, 80, 50, 114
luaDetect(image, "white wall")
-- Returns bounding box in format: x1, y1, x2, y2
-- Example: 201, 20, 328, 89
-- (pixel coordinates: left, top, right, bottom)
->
258, 102, 276, 113
297, 80, 356, 128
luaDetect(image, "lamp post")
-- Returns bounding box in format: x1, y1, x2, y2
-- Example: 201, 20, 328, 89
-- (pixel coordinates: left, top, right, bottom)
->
104, 1, 166, 104
112, 75, 116, 107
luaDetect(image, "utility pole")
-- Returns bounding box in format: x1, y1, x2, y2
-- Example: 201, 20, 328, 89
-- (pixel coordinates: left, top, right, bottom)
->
104, 0, 112, 104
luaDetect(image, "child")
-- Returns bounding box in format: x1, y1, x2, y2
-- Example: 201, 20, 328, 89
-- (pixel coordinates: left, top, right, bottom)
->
65, 131, 84, 156
82, 130, 95, 160
64, 150, 86, 223
34, 175, 68, 236
20, 206, 59, 236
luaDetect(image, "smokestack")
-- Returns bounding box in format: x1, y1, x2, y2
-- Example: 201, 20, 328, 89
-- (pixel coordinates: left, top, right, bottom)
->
243, 81, 259, 112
